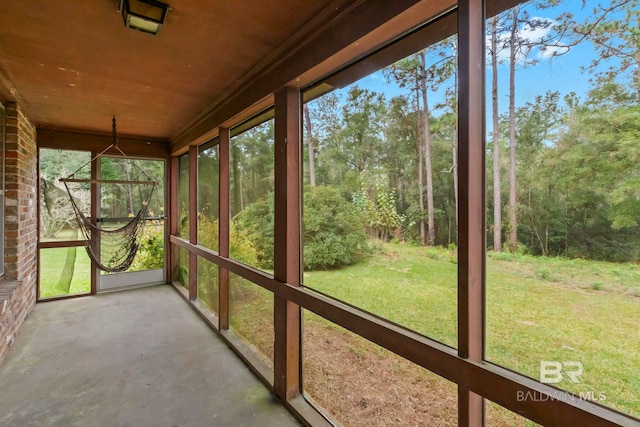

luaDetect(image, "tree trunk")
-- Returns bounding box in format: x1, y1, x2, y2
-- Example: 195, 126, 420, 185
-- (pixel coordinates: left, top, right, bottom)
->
452, 124, 458, 243
491, 16, 503, 252
508, 7, 519, 253
303, 104, 317, 186
416, 87, 426, 246
419, 51, 436, 246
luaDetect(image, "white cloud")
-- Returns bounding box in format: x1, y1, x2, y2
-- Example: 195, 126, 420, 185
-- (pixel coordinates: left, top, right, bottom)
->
486, 16, 557, 64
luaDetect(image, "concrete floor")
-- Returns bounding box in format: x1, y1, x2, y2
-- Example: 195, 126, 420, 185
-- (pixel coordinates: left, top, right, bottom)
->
0, 285, 301, 427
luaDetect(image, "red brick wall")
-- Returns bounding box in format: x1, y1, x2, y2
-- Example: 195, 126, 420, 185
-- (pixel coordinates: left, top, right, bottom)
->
0, 102, 38, 365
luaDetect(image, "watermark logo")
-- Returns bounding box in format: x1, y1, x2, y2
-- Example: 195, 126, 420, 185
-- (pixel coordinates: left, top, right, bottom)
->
517, 390, 607, 403
539, 361, 583, 384
515, 361, 607, 403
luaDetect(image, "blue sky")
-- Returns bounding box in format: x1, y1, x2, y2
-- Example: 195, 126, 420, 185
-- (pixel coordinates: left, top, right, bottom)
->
337, 0, 625, 116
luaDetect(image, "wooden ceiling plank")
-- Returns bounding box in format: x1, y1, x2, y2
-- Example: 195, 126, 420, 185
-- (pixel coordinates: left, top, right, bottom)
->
170, 0, 429, 153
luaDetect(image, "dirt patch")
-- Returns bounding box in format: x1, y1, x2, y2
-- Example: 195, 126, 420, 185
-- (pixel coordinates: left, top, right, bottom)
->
302, 320, 533, 426
232, 287, 531, 426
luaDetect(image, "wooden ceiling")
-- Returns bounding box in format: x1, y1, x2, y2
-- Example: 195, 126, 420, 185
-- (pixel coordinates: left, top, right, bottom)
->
0, 0, 473, 153
0, 0, 338, 141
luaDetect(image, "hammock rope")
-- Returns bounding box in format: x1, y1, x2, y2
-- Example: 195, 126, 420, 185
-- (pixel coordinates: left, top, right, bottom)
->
60, 117, 158, 273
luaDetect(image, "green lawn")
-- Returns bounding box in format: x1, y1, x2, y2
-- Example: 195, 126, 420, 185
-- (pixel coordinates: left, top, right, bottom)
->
302, 242, 640, 420
39, 246, 91, 298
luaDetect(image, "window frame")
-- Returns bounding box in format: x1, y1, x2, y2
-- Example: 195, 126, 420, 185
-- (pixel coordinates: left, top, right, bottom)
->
0, 102, 5, 279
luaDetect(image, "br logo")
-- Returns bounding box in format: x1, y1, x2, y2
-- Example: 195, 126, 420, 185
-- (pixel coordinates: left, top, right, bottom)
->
539, 361, 584, 384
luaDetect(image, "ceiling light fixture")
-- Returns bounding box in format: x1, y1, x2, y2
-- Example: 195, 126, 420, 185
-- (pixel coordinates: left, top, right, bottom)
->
120, 0, 169, 35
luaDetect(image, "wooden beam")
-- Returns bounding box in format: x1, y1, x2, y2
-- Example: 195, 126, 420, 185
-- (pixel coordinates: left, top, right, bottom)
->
163, 158, 169, 284
90, 151, 100, 295
36, 147, 42, 302
458, 0, 487, 425
59, 178, 157, 185
218, 127, 230, 330
38, 128, 169, 159
273, 87, 302, 400
188, 145, 198, 300
169, 156, 179, 283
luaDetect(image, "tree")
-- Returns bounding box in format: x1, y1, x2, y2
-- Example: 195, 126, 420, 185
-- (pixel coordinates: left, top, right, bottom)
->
503, 5, 553, 252
307, 92, 342, 187
385, 38, 456, 246
340, 86, 386, 173
353, 181, 404, 242
303, 104, 317, 186
488, 15, 506, 251
514, 91, 563, 256
574, 0, 640, 101
384, 95, 418, 234
384, 58, 428, 244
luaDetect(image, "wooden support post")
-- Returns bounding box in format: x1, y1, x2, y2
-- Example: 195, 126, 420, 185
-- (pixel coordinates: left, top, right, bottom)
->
169, 156, 179, 283
458, 0, 486, 425
218, 127, 230, 330
273, 86, 302, 400
189, 145, 198, 300
90, 152, 100, 294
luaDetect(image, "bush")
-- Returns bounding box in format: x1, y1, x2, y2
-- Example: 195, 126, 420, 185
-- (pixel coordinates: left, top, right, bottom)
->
232, 186, 368, 271
303, 186, 367, 270
232, 196, 274, 269
130, 222, 164, 271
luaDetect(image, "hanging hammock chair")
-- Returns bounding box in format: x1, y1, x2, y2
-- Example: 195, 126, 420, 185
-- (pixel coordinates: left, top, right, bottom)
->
59, 118, 158, 273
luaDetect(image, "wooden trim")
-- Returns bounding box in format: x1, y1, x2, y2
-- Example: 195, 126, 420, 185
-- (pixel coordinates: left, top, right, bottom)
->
36, 147, 41, 301
169, 156, 179, 282
312, 8, 457, 96
458, 0, 486, 425
38, 128, 169, 159
37, 292, 92, 303
273, 87, 302, 400
59, 178, 157, 185
218, 127, 230, 330
38, 240, 88, 249
188, 145, 198, 300
90, 151, 99, 295
163, 158, 169, 284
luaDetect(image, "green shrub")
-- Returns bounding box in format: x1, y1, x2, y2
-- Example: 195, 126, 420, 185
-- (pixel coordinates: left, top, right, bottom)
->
230, 221, 261, 267
197, 213, 219, 250
232, 186, 367, 271
232, 196, 274, 269
303, 186, 368, 270
130, 223, 164, 271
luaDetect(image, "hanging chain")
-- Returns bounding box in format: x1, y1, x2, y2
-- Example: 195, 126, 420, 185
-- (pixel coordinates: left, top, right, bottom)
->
112, 116, 119, 147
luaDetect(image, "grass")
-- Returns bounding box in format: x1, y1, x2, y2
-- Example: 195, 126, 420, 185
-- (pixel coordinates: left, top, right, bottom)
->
299, 243, 640, 424
304, 244, 459, 347
39, 247, 91, 298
